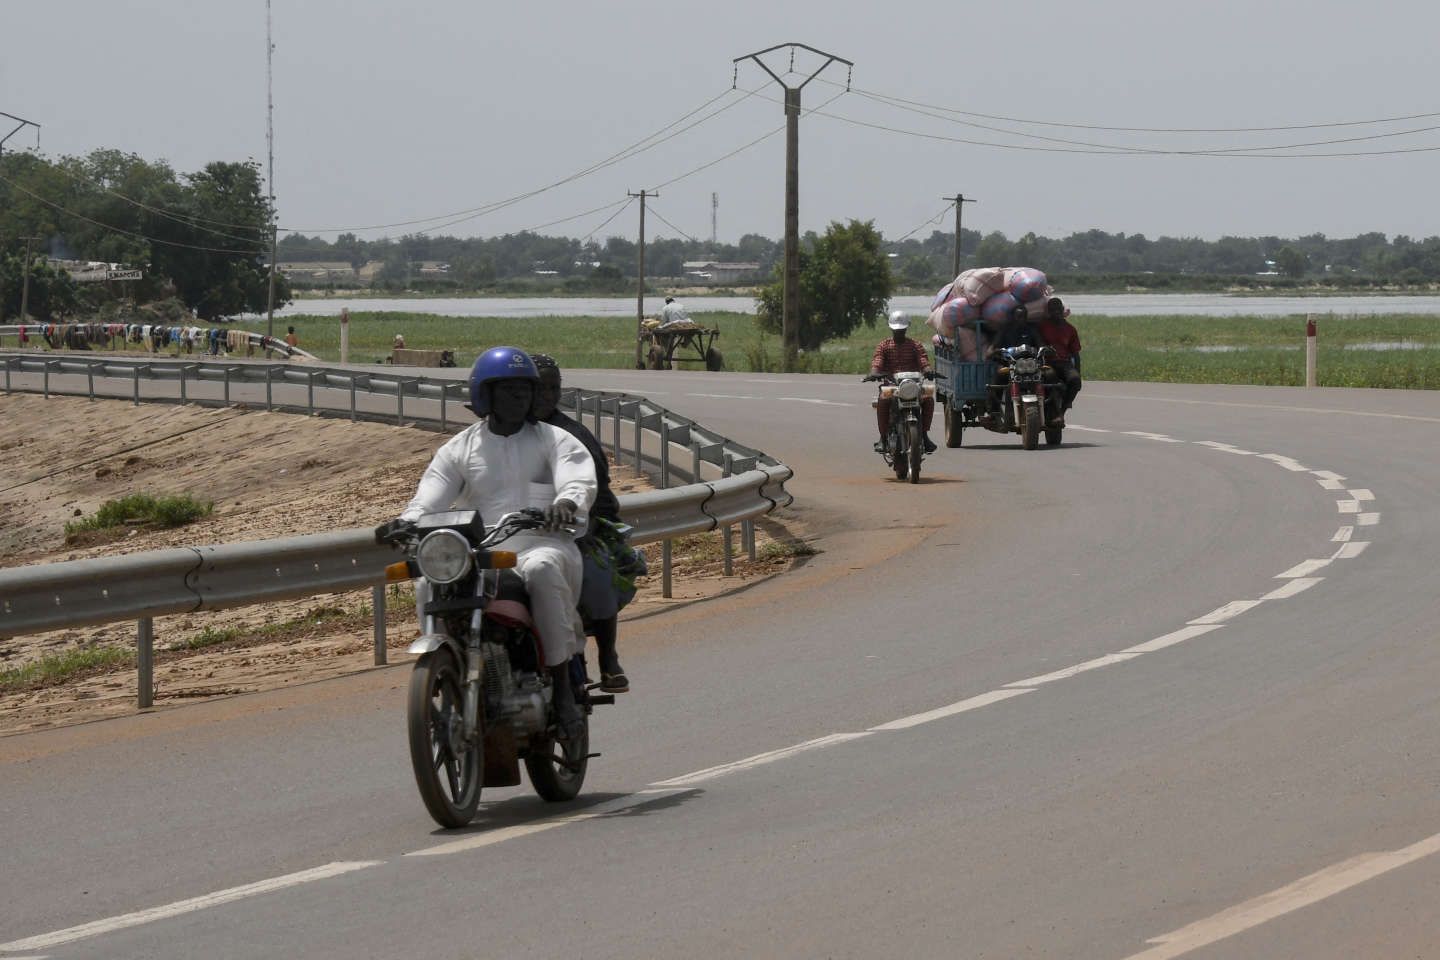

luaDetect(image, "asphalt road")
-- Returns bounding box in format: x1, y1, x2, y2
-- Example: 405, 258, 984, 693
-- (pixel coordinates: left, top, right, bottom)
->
3, 367, 1439, 959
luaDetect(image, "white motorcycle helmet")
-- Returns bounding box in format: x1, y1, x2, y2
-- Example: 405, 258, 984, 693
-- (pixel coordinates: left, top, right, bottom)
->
887, 310, 909, 331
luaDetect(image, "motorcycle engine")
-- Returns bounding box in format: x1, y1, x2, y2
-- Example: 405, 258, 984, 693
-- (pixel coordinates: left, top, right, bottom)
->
481, 640, 545, 731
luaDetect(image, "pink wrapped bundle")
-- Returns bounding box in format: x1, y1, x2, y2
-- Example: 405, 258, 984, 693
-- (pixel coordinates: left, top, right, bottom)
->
980, 290, 1021, 327
927, 304, 956, 337
943, 296, 979, 329
1009, 267, 1048, 302
930, 282, 955, 310
956, 267, 1006, 305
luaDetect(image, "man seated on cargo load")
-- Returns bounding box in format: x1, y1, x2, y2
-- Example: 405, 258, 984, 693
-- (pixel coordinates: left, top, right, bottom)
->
870, 310, 937, 454
1036, 297, 1082, 425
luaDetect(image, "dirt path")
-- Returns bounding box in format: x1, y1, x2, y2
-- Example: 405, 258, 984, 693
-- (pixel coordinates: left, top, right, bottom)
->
0, 395, 803, 735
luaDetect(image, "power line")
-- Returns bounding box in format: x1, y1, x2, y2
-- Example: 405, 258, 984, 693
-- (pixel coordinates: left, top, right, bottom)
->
821, 77, 1440, 134
279, 87, 757, 235
892, 203, 952, 243
645, 203, 700, 243
580, 197, 635, 244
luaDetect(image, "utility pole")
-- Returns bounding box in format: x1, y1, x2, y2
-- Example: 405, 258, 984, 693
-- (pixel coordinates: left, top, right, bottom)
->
0, 111, 41, 159
711, 192, 718, 247
943, 193, 976, 279
735, 43, 852, 371
628, 189, 654, 369
19, 236, 40, 323
264, 0, 279, 339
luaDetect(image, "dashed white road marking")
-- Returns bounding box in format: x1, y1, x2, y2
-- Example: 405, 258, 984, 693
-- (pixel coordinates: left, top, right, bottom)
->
1194, 440, 1256, 455
650, 734, 871, 787
1312, 470, 1347, 482
1124, 831, 1440, 960
777, 396, 855, 407
1124, 431, 1183, 442
1004, 653, 1142, 688
1347, 488, 1374, 501
1357, 512, 1381, 526
1121, 624, 1224, 654
405, 790, 690, 857
1190, 600, 1265, 624
1066, 424, 1111, 433
1332, 526, 1354, 542
1316, 477, 1345, 491
869, 689, 1033, 731
1332, 541, 1369, 560
1262, 577, 1324, 601
688, 392, 760, 401
1258, 453, 1310, 472
0, 862, 382, 952
1277, 558, 1332, 579
1336, 499, 1360, 514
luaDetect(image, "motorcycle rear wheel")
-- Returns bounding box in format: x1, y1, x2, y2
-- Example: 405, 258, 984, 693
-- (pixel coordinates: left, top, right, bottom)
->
905, 421, 923, 483
526, 720, 589, 801
407, 650, 482, 828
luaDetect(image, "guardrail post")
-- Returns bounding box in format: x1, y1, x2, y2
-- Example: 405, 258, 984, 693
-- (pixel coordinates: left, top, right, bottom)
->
87, 360, 95, 401
4, 356, 11, 394
631, 404, 643, 469
133, 365, 141, 406
373, 585, 387, 665
722, 455, 735, 576
307, 371, 316, 414
179, 363, 188, 404
593, 393, 603, 439
43, 359, 53, 398
612, 400, 622, 462
396, 381, 405, 426
222, 365, 230, 406
349, 375, 358, 421
265, 366, 274, 411
660, 418, 672, 598
137, 617, 154, 709
440, 381, 448, 431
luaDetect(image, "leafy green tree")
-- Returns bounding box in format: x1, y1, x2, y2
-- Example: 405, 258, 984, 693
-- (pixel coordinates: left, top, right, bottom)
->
755, 219, 893, 352
1275, 245, 1308, 278
0, 254, 81, 322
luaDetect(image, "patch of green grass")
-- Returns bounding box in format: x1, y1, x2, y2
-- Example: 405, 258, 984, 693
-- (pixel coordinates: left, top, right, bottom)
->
758, 539, 819, 562
0, 645, 134, 691
65, 493, 214, 541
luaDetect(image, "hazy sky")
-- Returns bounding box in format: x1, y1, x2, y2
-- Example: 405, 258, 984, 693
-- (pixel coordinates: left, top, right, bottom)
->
5, 0, 1438, 246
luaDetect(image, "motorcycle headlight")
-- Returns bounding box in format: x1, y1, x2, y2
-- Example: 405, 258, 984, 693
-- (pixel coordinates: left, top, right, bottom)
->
1015, 358, 1039, 375
896, 379, 922, 401
415, 529, 473, 584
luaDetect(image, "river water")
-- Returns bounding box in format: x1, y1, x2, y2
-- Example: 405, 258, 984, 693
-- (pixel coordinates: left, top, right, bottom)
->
267, 293, 1440, 319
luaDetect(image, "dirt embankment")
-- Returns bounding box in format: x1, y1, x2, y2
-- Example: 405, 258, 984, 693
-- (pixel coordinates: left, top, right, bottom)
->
0, 394, 803, 735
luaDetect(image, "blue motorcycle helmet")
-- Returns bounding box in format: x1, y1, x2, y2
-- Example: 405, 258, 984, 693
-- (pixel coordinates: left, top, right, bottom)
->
468, 346, 540, 416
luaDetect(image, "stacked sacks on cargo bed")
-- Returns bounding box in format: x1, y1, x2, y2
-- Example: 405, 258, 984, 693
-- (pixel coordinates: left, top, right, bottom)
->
927, 266, 1052, 360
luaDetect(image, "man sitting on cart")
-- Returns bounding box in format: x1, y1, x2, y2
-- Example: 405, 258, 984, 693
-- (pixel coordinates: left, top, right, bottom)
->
870, 310, 937, 454
1036, 296, 1082, 426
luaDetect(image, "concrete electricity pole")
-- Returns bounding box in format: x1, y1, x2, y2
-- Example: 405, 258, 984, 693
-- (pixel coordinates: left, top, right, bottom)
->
628, 189, 654, 369
19, 236, 41, 323
734, 43, 852, 371
943, 193, 976, 280
264, 0, 279, 339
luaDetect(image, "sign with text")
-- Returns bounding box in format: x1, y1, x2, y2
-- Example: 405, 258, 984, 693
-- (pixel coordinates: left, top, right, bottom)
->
107, 269, 143, 280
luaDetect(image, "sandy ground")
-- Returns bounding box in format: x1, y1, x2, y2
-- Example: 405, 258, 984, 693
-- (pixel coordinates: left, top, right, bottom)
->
0, 394, 801, 735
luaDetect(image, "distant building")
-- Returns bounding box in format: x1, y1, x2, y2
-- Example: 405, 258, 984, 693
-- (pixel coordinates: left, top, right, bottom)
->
681, 260, 761, 284
279, 261, 358, 282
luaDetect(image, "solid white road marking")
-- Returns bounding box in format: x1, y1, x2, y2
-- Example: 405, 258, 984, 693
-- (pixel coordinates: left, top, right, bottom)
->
1357, 512, 1381, 526
0, 862, 382, 952
1331, 526, 1353, 542
1004, 653, 1142, 688
1336, 499, 1360, 514
1277, 559, 1332, 579
650, 734, 871, 787
1332, 541, 1369, 560
405, 790, 690, 857
1121, 624, 1224, 654
1190, 600, 1265, 625
1262, 577, 1324, 601
870, 689, 1033, 732
1124, 831, 1440, 960
1347, 488, 1374, 501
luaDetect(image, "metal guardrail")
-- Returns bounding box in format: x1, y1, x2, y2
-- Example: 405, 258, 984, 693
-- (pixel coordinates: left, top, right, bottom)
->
0, 325, 319, 362
0, 353, 794, 707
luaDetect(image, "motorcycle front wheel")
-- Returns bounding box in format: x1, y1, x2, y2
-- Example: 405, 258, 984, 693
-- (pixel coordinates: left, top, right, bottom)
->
1021, 407, 1041, 450
526, 720, 589, 801
905, 421, 923, 483
407, 650, 482, 828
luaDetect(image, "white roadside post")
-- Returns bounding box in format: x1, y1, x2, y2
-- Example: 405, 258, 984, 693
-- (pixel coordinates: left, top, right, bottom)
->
340, 307, 350, 364
1305, 315, 1317, 388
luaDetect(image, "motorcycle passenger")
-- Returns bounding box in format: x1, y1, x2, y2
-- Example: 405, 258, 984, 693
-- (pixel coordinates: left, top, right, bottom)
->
1036, 296, 1083, 425
531, 353, 639, 694
870, 310, 937, 454
386, 346, 598, 738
